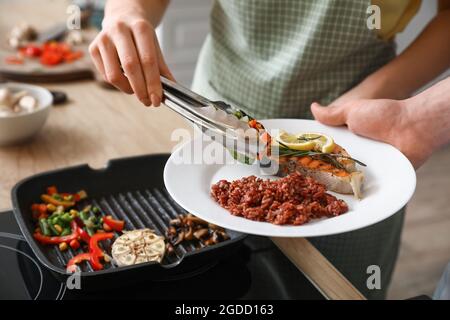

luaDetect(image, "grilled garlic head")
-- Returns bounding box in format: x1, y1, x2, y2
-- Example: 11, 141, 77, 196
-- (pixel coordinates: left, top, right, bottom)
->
111, 229, 165, 266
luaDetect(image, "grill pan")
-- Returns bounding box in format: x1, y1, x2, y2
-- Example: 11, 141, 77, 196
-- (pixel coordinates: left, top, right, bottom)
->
12, 153, 246, 288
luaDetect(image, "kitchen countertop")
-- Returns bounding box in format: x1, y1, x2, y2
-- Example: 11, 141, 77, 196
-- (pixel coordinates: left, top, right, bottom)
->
0, 78, 191, 210
0, 0, 191, 210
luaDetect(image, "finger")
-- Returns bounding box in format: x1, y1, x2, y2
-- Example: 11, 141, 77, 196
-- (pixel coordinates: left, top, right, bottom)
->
112, 24, 151, 106
97, 35, 133, 94
311, 102, 348, 126
88, 42, 106, 78
154, 37, 175, 81
131, 21, 163, 107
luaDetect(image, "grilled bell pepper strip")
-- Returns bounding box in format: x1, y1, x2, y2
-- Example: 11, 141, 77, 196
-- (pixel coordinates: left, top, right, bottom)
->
103, 215, 125, 232
77, 226, 91, 244
31, 203, 48, 220
66, 253, 91, 273
33, 220, 78, 244
41, 194, 75, 208
89, 232, 114, 271
46, 186, 58, 196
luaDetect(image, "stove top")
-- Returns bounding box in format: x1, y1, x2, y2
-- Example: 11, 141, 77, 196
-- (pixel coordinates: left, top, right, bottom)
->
0, 210, 323, 300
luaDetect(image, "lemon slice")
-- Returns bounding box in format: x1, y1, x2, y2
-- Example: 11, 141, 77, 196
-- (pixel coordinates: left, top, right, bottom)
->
275, 131, 316, 151
296, 133, 335, 153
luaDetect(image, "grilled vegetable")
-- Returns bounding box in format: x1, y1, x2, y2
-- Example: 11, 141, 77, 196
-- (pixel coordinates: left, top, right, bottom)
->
166, 213, 229, 251
38, 218, 51, 236
112, 229, 165, 266
69, 239, 80, 250
59, 242, 68, 251
33, 220, 78, 245
41, 194, 75, 208
30, 186, 126, 272
89, 232, 114, 271
103, 215, 125, 232
66, 253, 91, 273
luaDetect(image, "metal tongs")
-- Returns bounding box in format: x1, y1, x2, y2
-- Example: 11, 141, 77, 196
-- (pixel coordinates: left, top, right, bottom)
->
161, 77, 262, 160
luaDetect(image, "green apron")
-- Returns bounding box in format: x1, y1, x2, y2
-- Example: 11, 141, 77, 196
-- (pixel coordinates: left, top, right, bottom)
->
192, 0, 404, 299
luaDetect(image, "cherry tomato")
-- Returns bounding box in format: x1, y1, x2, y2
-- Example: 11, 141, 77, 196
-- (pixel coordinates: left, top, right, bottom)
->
40, 51, 63, 66
69, 239, 80, 250
23, 45, 42, 57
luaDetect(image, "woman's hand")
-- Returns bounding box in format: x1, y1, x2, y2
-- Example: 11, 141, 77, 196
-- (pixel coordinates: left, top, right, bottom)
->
89, 12, 174, 107
311, 99, 433, 169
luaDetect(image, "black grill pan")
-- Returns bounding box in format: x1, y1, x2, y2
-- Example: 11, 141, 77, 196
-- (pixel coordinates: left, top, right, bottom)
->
12, 154, 246, 288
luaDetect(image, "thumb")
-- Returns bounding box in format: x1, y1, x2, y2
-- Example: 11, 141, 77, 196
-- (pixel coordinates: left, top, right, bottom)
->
311, 102, 347, 126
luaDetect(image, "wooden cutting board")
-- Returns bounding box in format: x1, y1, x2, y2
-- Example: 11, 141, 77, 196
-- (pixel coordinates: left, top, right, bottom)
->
0, 29, 99, 83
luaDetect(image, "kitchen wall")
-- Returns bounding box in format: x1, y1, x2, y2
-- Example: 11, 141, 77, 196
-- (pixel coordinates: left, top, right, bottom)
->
78, 1, 448, 87
396, 0, 450, 89
159, 0, 212, 86
161, 0, 448, 87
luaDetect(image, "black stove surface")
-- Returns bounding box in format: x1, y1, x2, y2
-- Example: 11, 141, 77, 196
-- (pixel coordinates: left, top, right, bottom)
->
0, 211, 323, 300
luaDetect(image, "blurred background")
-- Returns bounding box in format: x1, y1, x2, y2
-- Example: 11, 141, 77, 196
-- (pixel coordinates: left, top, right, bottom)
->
1, 0, 449, 299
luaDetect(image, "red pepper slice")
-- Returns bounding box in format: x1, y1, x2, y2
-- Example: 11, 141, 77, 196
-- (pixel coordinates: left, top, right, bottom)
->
23, 44, 42, 57
77, 226, 91, 244
40, 194, 75, 208
66, 253, 91, 273
248, 119, 258, 129
89, 232, 114, 271
103, 215, 125, 232
73, 193, 81, 202
33, 221, 78, 245
46, 186, 58, 196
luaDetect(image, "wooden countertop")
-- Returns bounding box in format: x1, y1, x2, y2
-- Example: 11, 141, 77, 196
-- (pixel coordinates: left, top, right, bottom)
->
0, 80, 191, 210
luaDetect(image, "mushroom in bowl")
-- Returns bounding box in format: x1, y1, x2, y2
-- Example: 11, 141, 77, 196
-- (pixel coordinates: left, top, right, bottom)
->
0, 83, 52, 146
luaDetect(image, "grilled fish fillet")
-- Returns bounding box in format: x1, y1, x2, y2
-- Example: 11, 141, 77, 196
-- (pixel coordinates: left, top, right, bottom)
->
276, 144, 364, 199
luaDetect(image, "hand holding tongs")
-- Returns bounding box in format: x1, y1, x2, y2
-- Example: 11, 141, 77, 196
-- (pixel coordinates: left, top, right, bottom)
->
161, 77, 236, 132
161, 77, 262, 159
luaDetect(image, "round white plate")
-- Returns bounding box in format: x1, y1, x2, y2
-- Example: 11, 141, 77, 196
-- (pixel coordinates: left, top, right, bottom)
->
164, 119, 416, 237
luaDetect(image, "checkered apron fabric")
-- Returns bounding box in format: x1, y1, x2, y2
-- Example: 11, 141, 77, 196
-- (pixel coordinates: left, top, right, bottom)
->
192, 0, 403, 299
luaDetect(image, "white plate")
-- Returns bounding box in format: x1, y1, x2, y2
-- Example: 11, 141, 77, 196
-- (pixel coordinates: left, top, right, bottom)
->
164, 119, 416, 237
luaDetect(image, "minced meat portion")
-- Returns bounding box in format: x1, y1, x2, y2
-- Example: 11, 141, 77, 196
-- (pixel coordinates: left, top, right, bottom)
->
211, 172, 348, 226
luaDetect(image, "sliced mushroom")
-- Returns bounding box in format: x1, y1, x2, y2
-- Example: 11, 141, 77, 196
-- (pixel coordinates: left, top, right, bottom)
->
169, 218, 181, 227
165, 243, 175, 255
166, 226, 177, 236
217, 230, 230, 241
184, 227, 194, 241
186, 215, 208, 225
173, 231, 185, 246
165, 213, 230, 253
204, 238, 216, 246
193, 228, 209, 240
211, 231, 222, 244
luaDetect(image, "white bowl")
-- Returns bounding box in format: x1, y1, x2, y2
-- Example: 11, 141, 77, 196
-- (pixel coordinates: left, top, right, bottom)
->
0, 83, 53, 146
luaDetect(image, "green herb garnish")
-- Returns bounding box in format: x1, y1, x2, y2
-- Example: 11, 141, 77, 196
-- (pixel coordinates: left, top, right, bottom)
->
275, 144, 367, 168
